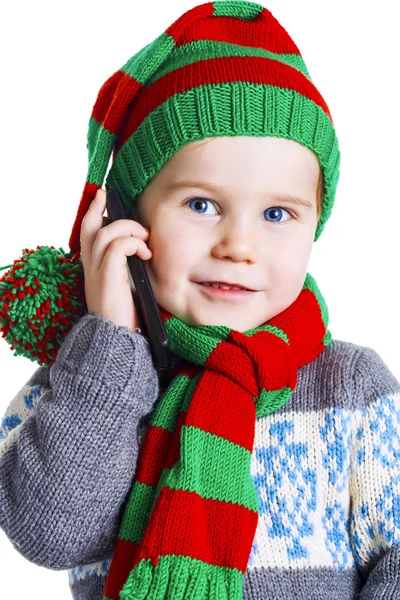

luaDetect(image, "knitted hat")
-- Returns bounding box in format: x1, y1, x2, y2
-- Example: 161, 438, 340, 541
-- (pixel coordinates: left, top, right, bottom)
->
0, 0, 340, 367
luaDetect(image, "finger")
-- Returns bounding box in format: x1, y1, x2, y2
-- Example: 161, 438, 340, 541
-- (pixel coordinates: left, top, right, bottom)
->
100, 236, 153, 273
91, 219, 150, 272
80, 189, 107, 265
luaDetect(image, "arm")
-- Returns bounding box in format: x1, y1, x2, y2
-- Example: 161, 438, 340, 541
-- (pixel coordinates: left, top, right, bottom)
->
0, 313, 159, 570
349, 347, 400, 599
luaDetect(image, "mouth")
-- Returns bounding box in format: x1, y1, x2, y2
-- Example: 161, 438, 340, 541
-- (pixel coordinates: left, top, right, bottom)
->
194, 282, 257, 301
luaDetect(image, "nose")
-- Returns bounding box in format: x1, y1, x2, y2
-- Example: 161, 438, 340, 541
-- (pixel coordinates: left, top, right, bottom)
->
211, 219, 260, 263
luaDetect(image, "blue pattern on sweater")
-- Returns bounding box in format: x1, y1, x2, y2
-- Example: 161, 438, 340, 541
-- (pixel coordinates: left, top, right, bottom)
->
252, 418, 317, 562
2, 331, 400, 600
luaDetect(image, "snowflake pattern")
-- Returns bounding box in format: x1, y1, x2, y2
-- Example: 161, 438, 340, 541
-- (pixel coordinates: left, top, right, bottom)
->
251, 419, 317, 563
2, 367, 400, 584
319, 407, 355, 568
350, 394, 400, 567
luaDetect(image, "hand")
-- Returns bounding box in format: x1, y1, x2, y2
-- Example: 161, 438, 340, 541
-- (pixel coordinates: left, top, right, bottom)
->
80, 188, 152, 331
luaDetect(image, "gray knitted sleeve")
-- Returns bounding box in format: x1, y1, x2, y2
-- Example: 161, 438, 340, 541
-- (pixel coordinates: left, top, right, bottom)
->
0, 313, 160, 570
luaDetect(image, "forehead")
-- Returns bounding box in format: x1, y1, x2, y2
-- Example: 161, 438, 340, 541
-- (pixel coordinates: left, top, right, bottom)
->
159, 136, 320, 194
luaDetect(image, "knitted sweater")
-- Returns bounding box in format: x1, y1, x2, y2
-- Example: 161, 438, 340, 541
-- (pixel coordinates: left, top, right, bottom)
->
1, 314, 400, 600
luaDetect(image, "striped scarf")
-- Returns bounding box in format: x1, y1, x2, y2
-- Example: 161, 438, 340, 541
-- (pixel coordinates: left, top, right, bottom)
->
102, 272, 331, 600
0, 3, 338, 595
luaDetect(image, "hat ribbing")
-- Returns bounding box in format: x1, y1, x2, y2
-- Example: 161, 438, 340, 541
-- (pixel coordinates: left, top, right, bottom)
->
0, 0, 340, 367
69, 0, 340, 254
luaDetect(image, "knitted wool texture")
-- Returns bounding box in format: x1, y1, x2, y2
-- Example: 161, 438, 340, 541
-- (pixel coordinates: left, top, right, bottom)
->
102, 272, 332, 600
0, 2, 340, 597
0, 0, 340, 365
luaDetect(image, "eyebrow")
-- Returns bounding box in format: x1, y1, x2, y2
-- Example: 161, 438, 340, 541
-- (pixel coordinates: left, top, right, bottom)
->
164, 180, 314, 209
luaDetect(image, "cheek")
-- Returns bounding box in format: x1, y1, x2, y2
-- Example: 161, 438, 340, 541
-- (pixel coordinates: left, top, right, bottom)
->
278, 230, 314, 261
148, 224, 198, 281
151, 221, 198, 257
267, 237, 312, 282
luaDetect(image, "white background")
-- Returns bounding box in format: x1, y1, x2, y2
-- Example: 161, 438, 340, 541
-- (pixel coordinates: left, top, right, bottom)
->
0, 0, 399, 597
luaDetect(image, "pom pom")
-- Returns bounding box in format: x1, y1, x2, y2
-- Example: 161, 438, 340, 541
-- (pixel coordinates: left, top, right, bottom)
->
0, 245, 87, 366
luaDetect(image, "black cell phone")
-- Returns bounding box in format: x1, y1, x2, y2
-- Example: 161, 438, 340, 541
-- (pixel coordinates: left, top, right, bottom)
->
105, 188, 170, 385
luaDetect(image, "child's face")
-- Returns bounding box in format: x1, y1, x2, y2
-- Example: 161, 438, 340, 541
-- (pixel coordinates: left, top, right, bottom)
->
134, 135, 320, 332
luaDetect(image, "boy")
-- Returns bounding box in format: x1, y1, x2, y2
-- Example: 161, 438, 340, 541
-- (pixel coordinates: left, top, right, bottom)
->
1, 2, 399, 599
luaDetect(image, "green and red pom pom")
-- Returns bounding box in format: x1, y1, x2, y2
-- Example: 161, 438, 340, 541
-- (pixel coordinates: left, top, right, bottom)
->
0, 246, 88, 367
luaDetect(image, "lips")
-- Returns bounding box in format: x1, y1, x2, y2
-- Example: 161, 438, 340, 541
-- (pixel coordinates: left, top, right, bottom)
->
195, 282, 255, 300
201, 283, 249, 291
197, 281, 253, 291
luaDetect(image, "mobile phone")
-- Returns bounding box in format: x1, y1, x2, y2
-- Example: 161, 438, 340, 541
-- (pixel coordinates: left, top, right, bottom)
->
105, 188, 170, 385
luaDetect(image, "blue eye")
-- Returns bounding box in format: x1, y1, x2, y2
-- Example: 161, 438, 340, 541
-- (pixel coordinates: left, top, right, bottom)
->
264, 207, 293, 223
186, 198, 217, 215
185, 198, 294, 223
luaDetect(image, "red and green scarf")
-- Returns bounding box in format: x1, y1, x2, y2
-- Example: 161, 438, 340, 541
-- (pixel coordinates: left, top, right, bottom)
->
102, 271, 331, 600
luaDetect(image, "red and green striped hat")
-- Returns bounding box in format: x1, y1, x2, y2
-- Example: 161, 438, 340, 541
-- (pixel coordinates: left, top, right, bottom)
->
0, 0, 341, 366
72, 0, 340, 253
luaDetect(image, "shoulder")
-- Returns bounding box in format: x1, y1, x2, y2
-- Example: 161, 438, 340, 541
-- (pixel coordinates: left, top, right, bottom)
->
291, 338, 400, 412
326, 339, 399, 407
